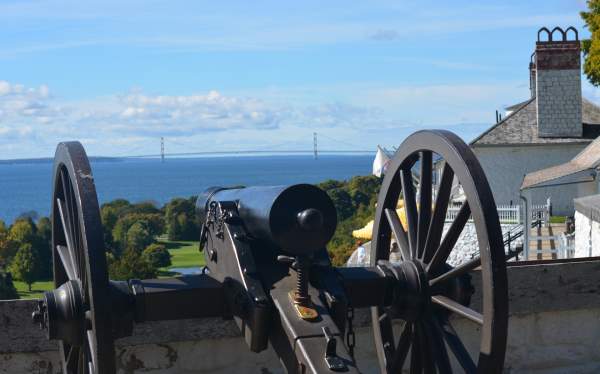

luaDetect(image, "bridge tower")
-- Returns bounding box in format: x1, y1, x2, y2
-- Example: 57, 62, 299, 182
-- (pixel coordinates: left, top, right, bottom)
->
313, 132, 318, 160
161, 137, 165, 162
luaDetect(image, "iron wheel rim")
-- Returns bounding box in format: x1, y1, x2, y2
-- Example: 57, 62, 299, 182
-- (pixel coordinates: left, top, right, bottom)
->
51, 141, 115, 374
370, 130, 508, 374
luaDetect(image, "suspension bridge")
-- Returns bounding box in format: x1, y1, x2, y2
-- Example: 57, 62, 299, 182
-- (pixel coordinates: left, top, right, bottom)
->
114, 133, 374, 160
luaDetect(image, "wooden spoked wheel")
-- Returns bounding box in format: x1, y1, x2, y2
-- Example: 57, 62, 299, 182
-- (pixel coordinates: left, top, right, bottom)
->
50, 142, 115, 374
370, 130, 508, 373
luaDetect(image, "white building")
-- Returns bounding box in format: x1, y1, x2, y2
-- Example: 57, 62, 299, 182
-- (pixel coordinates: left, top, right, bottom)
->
521, 136, 600, 213
470, 27, 600, 215
573, 194, 600, 257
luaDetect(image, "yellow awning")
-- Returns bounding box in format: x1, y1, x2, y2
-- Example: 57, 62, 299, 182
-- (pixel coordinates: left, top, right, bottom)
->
352, 206, 408, 240
352, 199, 431, 240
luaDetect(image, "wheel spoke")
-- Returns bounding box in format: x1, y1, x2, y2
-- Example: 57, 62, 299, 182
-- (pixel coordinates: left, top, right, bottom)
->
428, 317, 452, 374
427, 202, 471, 274
429, 256, 481, 287
56, 245, 77, 281
431, 295, 483, 325
409, 325, 422, 374
87, 330, 97, 374
56, 198, 75, 254
422, 163, 454, 264
374, 307, 397, 367
385, 208, 411, 261
401, 167, 418, 257
389, 323, 413, 372
66, 345, 79, 371
417, 151, 432, 259
417, 321, 435, 374
78, 345, 85, 373
439, 318, 477, 374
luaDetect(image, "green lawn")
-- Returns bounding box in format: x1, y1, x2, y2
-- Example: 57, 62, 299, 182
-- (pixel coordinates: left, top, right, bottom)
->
13, 240, 205, 297
157, 239, 205, 273
14, 280, 54, 299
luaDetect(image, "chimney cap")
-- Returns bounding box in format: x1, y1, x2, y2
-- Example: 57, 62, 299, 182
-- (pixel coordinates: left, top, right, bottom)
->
537, 26, 579, 42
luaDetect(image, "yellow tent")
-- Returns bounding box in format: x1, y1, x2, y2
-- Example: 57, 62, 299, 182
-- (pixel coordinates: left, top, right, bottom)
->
352, 200, 408, 240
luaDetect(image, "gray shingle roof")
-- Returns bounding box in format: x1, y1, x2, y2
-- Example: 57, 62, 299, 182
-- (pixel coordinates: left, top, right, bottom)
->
574, 194, 600, 217
521, 135, 600, 189
471, 97, 600, 146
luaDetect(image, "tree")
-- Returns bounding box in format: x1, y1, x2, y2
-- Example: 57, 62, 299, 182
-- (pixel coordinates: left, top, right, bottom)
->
111, 213, 164, 253
142, 243, 171, 268
108, 248, 157, 280
165, 197, 199, 241
126, 222, 154, 252
327, 188, 354, 220
318, 179, 344, 191
582, 1, 600, 86
36, 217, 53, 279
0, 224, 18, 267
9, 243, 39, 291
0, 271, 18, 300
8, 218, 37, 244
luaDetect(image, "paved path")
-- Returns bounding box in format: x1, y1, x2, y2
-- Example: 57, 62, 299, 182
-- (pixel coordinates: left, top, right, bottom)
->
526, 223, 566, 260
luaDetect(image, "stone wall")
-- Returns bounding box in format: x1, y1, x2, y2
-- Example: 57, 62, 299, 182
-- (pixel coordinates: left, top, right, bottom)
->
2, 259, 600, 373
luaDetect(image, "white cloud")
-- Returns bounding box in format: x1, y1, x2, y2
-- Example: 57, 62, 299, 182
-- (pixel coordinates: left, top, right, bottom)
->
0, 81, 395, 158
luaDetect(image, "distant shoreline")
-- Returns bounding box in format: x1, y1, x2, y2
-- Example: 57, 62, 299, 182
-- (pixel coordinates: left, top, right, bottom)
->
0, 156, 124, 165
0, 152, 375, 165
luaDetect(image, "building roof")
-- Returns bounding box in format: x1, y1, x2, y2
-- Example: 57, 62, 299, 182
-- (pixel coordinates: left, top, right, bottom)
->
471, 98, 600, 146
505, 99, 530, 112
574, 194, 600, 217
521, 135, 600, 189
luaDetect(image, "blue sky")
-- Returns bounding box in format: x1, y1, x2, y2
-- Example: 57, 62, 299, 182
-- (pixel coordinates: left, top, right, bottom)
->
0, 0, 594, 159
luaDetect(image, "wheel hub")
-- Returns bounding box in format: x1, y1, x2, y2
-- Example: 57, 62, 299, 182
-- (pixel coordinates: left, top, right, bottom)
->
390, 260, 431, 322
32, 280, 87, 346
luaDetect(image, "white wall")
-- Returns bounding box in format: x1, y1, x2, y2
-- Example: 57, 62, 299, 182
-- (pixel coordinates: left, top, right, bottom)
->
473, 144, 589, 215
574, 210, 600, 257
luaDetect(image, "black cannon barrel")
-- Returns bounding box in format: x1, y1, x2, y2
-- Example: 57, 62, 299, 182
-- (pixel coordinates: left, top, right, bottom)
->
197, 184, 337, 255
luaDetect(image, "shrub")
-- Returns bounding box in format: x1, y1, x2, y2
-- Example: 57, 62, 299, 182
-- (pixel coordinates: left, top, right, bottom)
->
142, 243, 171, 268
108, 249, 157, 281
0, 271, 18, 300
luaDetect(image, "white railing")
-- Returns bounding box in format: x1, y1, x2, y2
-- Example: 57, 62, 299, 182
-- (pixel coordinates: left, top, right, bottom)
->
446, 204, 521, 224
531, 204, 549, 223
445, 202, 550, 225
558, 233, 575, 259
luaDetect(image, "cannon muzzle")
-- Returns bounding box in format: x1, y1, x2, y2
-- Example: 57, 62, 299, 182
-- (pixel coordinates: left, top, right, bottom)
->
197, 184, 337, 255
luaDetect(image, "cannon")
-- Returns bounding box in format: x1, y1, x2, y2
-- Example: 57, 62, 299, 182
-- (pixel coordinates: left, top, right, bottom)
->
31, 130, 509, 373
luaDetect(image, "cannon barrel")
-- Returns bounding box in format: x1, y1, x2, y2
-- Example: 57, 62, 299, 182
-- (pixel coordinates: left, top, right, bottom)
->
197, 184, 337, 255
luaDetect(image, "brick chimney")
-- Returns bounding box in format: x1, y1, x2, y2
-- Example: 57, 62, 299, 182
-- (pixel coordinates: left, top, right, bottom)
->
534, 26, 582, 138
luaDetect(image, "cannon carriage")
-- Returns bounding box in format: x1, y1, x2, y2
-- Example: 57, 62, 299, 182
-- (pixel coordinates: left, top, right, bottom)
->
31, 130, 510, 373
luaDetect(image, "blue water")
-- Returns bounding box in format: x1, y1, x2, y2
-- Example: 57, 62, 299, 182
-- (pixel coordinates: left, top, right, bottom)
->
0, 155, 373, 224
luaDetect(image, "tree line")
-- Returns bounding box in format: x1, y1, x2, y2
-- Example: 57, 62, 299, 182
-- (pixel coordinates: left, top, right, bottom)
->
0, 175, 381, 300
0, 195, 201, 299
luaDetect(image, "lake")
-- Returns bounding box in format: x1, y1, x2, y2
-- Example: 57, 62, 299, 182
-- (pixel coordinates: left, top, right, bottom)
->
0, 154, 373, 224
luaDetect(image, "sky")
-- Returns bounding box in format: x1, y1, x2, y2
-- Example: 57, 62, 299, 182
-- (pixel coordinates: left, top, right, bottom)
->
0, 0, 595, 159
